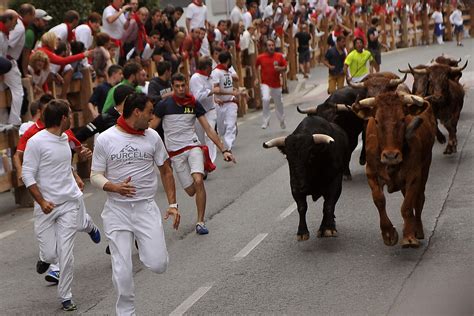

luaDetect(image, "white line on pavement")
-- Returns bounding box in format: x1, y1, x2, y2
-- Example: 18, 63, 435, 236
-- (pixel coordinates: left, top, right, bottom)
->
278, 203, 296, 221
0, 230, 16, 240
169, 283, 214, 316
232, 233, 268, 261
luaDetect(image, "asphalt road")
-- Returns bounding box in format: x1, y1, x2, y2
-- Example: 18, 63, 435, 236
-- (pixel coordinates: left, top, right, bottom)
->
0, 39, 473, 315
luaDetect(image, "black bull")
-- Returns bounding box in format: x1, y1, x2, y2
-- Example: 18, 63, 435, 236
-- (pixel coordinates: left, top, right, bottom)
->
297, 86, 367, 180
263, 116, 350, 240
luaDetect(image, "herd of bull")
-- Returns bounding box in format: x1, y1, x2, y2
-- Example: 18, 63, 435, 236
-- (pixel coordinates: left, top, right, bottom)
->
263, 54, 468, 248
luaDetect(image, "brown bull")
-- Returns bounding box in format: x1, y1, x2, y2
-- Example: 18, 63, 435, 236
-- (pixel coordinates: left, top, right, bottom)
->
352, 92, 436, 248
347, 72, 408, 97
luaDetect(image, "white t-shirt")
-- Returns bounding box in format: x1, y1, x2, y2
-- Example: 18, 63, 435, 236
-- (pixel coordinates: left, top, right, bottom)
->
102, 5, 127, 40
22, 129, 82, 204
431, 11, 443, 24
240, 30, 255, 54
449, 9, 463, 26
200, 36, 210, 56
243, 12, 253, 30
230, 6, 244, 24
212, 68, 234, 103
189, 73, 215, 112
8, 20, 25, 60
74, 24, 94, 49
263, 4, 274, 19
214, 28, 223, 42
186, 3, 207, 30
49, 23, 68, 43
92, 126, 168, 202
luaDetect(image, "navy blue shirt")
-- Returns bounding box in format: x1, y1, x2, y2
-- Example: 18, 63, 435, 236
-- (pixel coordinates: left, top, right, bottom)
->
89, 82, 112, 113
325, 47, 346, 76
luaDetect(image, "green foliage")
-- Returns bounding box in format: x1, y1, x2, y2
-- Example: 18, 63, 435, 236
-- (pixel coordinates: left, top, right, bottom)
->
8, 0, 161, 23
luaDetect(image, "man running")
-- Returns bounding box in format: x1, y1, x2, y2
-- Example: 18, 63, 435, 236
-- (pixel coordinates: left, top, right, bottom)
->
90, 92, 180, 315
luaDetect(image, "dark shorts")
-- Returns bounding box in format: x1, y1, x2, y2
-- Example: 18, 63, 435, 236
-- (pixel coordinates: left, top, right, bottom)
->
298, 49, 311, 63
454, 24, 464, 34
369, 48, 382, 65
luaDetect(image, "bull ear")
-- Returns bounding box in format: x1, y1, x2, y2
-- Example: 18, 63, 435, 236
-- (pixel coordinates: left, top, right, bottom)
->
351, 97, 376, 120
405, 117, 424, 141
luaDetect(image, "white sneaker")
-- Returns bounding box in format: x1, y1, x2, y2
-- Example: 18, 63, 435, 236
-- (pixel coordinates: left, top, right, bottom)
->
261, 122, 269, 129
280, 121, 286, 129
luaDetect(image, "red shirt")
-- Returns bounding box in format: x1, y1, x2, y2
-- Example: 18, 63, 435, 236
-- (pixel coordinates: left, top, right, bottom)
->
17, 120, 81, 152
256, 52, 287, 88
37, 47, 85, 67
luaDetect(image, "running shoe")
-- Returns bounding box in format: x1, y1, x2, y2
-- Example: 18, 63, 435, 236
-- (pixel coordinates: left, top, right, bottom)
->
36, 260, 50, 274
195, 222, 209, 235
88, 227, 101, 244
45, 270, 60, 284
61, 300, 77, 311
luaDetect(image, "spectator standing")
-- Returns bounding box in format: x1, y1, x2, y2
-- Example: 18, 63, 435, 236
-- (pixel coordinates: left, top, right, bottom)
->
323, 36, 347, 94
295, 23, 312, 78
74, 12, 102, 50
431, 6, 444, 45
102, 0, 132, 62
22, 100, 99, 311
367, 17, 383, 73
190, 57, 218, 163
17, 4, 36, 77
24, 9, 51, 52
145, 8, 161, 35
49, 10, 80, 44
231, 0, 246, 25
214, 20, 228, 44
90, 92, 180, 316
152, 73, 235, 235
186, 0, 208, 32
450, 4, 464, 47
243, 2, 258, 30
148, 60, 173, 105
92, 32, 113, 82
344, 37, 373, 83
255, 39, 287, 129
122, 7, 149, 59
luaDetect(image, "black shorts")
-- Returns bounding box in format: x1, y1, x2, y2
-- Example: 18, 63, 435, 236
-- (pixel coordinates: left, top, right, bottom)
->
298, 49, 311, 63
454, 24, 464, 34
369, 48, 382, 65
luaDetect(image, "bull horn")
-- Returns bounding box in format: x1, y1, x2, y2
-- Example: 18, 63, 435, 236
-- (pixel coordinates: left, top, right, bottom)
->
400, 94, 425, 106
388, 73, 407, 87
297, 105, 318, 115
457, 57, 462, 63
347, 76, 365, 89
409, 63, 428, 74
358, 97, 376, 106
398, 68, 411, 74
335, 103, 351, 111
263, 136, 286, 148
450, 60, 468, 72
312, 134, 335, 144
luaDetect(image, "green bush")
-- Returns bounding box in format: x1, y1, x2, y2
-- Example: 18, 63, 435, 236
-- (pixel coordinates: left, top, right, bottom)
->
8, 0, 161, 24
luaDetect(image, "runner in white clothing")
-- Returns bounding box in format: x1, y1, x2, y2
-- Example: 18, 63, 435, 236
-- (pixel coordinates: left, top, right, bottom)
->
22, 100, 96, 312
212, 51, 244, 152
74, 13, 101, 50
91, 92, 180, 316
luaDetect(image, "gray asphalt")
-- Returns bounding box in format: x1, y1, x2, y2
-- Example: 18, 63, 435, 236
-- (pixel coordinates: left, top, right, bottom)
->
0, 39, 473, 315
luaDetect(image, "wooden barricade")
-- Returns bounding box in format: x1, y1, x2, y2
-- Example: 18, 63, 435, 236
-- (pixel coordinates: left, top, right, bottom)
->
286, 24, 297, 81
464, 6, 473, 36
400, 7, 409, 47
0, 129, 17, 193
445, 4, 453, 42
229, 45, 247, 117
245, 39, 261, 110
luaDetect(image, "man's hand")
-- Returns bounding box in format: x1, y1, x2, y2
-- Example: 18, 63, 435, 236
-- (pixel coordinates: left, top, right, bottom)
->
164, 207, 180, 230
74, 173, 85, 191
223, 151, 236, 163
113, 177, 136, 197
77, 146, 93, 161
39, 199, 55, 214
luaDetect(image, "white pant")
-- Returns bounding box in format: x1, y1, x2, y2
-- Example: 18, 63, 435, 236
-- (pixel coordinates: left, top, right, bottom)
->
195, 108, 217, 163
216, 102, 238, 151
261, 84, 285, 126
102, 199, 169, 316
3, 60, 23, 125
34, 198, 82, 302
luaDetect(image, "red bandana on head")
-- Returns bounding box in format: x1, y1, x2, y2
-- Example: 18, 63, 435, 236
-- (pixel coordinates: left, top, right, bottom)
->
117, 115, 145, 136
133, 13, 147, 53
66, 23, 75, 42
173, 93, 196, 108
0, 22, 10, 37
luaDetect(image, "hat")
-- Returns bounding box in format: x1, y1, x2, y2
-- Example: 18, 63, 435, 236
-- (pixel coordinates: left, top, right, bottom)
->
0, 57, 12, 75
114, 85, 135, 105
35, 9, 53, 21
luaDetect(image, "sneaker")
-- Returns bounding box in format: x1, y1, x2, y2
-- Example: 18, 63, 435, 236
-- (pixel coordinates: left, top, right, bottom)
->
62, 300, 77, 311
45, 270, 60, 284
280, 121, 286, 129
195, 222, 209, 235
261, 121, 269, 129
88, 227, 101, 244
36, 260, 50, 274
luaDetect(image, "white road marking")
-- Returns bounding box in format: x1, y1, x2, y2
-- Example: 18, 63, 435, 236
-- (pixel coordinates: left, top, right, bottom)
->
0, 230, 16, 240
278, 203, 296, 221
169, 283, 214, 316
83, 192, 93, 199
233, 233, 268, 261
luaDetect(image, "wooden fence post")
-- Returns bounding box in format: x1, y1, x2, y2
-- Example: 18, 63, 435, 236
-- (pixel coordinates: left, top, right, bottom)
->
401, 4, 409, 47
421, 5, 430, 45
445, 3, 453, 41
286, 24, 297, 81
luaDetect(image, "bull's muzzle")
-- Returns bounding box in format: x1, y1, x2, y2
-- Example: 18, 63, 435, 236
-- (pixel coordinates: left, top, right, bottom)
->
381, 150, 403, 166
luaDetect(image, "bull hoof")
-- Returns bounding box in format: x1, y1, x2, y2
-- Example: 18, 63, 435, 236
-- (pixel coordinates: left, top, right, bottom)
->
297, 233, 310, 241
400, 236, 420, 248
317, 229, 338, 238
415, 230, 425, 240
381, 227, 399, 246
343, 173, 352, 181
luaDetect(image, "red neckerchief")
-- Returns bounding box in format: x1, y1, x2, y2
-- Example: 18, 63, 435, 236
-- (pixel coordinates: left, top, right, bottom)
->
173, 93, 196, 108
117, 115, 145, 136
0, 22, 9, 37
111, 3, 121, 11
216, 64, 228, 71
196, 70, 209, 77
66, 23, 75, 42
192, 0, 203, 6
133, 14, 147, 53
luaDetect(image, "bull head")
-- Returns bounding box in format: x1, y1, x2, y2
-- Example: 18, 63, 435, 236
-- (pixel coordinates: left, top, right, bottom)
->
450, 60, 468, 73
263, 134, 335, 149
351, 97, 376, 120
388, 73, 407, 88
